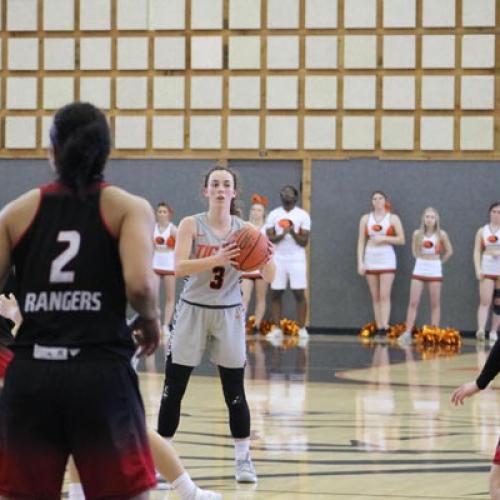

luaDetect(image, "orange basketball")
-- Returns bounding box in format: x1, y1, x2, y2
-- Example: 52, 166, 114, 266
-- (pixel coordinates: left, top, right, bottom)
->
228, 226, 270, 272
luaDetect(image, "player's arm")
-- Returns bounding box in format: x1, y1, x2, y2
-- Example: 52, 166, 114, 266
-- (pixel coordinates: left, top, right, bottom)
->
117, 194, 160, 356
174, 217, 239, 277
0, 189, 40, 290
0, 207, 11, 292
119, 197, 159, 319
451, 337, 500, 405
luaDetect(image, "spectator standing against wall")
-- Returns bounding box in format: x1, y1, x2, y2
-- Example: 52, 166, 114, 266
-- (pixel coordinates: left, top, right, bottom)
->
266, 185, 310, 338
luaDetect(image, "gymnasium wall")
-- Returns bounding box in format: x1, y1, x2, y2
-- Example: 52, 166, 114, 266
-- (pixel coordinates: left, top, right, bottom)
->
4, 157, 499, 332
0, 0, 496, 158
310, 159, 500, 331
0, 158, 301, 319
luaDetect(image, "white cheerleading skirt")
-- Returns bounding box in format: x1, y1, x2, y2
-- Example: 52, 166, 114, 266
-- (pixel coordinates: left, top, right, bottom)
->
153, 251, 175, 275
481, 254, 500, 279
364, 245, 396, 274
412, 258, 442, 282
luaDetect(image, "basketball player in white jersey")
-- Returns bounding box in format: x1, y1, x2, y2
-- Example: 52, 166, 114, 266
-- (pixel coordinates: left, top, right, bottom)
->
474, 202, 500, 342
399, 207, 453, 344
266, 185, 310, 338
153, 202, 177, 336
157, 166, 275, 484
357, 191, 405, 335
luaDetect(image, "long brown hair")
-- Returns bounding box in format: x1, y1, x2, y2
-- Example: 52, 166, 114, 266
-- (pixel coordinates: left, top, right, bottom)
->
415, 207, 442, 250
203, 166, 242, 217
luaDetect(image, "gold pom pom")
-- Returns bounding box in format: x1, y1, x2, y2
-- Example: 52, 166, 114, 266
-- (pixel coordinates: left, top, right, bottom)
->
359, 321, 377, 337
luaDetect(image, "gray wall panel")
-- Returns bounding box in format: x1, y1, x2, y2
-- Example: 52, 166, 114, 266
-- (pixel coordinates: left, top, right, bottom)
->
0, 159, 301, 323
310, 159, 500, 331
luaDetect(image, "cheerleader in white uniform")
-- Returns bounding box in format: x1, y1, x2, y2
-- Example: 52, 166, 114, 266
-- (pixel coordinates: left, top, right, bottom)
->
358, 191, 405, 334
399, 208, 453, 344
153, 202, 177, 335
474, 202, 500, 342
241, 194, 269, 334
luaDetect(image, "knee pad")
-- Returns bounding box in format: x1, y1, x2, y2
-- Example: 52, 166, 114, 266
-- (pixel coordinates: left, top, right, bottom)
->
219, 367, 250, 438
494, 289, 500, 298
494, 303, 500, 315
158, 358, 193, 438
220, 367, 246, 405
162, 357, 192, 402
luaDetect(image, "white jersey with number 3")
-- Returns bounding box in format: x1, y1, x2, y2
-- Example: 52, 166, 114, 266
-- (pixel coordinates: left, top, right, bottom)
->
180, 213, 245, 307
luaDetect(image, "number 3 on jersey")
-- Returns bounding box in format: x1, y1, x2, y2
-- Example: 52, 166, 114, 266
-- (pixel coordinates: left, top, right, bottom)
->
210, 266, 225, 289
49, 231, 81, 283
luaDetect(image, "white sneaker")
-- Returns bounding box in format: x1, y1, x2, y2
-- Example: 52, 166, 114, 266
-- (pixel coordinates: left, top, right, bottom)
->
190, 487, 222, 499
490, 331, 498, 343
235, 453, 257, 483
298, 327, 309, 338
298, 336, 309, 348
267, 327, 283, 339
476, 329, 486, 341
398, 331, 412, 345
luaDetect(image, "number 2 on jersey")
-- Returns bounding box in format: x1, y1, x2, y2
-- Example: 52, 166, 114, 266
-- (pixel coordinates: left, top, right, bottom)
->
49, 231, 81, 283
210, 266, 225, 289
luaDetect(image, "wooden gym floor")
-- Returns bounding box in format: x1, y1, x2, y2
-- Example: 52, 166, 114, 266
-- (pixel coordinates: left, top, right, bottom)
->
131, 334, 499, 499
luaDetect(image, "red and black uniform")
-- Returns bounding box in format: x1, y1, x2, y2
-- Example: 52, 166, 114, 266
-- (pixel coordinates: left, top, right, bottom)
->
0, 270, 16, 379
0, 182, 155, 499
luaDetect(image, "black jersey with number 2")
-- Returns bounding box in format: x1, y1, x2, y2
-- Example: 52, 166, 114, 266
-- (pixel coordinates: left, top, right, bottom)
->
11, 182, 133, 354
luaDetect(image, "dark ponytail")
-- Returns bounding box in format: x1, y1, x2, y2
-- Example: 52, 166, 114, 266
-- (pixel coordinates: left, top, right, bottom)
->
50, 102, 111, 199
203, 166, 242, 217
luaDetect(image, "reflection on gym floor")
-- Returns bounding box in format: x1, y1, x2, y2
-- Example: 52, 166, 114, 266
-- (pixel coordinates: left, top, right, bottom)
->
134, 335, 497, 499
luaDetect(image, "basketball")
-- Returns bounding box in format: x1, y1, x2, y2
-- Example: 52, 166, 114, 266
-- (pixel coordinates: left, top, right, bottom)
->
228, 226, 270, 272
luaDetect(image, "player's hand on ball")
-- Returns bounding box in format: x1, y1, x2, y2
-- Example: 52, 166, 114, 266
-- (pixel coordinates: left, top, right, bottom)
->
217, 242, 240, 267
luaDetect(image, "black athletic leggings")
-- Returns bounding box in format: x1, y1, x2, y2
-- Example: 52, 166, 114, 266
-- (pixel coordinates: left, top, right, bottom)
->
157, 355, 251, 439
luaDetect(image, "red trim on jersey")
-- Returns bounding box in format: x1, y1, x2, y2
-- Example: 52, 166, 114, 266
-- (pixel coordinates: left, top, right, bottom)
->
411, 275, 443, 282
494, 437, 500, 464
0, 346, 13, 379
40, 182, 72, 195
242, 273, 263, 280
99, 183, 119, 240
482, 274, 500, 281
365, 269, 396, 275
154, 269, 175, 276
